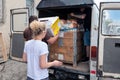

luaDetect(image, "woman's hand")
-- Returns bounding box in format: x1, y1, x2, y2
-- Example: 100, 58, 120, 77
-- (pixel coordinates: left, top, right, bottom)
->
53, 60, 63, 66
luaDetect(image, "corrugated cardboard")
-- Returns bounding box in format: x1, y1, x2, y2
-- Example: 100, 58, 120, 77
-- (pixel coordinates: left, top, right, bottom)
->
39, 16, 61, 36
49, 29, 83, 66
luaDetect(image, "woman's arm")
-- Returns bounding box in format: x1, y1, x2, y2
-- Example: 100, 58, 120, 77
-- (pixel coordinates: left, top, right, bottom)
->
39, 54, 62, 69
22, 52, 27, 62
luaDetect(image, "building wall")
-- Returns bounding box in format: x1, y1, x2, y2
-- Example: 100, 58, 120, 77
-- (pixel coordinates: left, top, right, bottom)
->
0, 0, 41, 54
0, 0, 26, 54
34, 0, 41, 16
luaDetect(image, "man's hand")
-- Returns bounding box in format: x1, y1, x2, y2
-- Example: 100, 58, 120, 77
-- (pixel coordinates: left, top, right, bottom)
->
81, 14, 86, 19
70, 13, 75, 16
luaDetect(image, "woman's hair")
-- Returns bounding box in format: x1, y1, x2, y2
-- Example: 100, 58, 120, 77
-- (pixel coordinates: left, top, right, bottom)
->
30, 20, 46, 37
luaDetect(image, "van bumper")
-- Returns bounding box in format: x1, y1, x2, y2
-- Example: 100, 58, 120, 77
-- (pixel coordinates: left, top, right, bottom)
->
49, 66, 90, 80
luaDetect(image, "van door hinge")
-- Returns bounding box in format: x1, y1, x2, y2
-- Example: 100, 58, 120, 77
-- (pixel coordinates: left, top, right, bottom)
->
97, 65, 103, 77
97, 69, 103, 77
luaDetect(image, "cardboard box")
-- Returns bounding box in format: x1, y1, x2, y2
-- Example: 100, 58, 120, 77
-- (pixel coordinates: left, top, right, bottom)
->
49, 29, 83, 66
39, 16, 61, 36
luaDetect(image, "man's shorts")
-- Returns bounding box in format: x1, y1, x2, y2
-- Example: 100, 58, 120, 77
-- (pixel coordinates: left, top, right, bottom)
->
83, 30, 90, 46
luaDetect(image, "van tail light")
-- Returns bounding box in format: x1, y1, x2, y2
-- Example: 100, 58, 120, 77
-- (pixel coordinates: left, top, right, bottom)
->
90, 70, 96, 74
91, 46, 97, 58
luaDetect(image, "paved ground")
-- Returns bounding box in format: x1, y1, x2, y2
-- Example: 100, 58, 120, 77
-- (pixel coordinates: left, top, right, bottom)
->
0, 59, 88, 80
0, 59, 27, 80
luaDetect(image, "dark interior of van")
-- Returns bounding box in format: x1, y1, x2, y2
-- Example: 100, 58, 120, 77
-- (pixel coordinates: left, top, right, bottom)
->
36, 0, 94, 76
38, 7, 92, 73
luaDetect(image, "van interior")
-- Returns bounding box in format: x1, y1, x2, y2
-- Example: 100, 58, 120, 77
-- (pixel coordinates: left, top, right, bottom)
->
38, 6, 92, 74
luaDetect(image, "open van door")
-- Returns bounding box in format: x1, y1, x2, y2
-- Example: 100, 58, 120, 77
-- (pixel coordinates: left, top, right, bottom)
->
98, 2, 120, 79
10, 8, 29, 61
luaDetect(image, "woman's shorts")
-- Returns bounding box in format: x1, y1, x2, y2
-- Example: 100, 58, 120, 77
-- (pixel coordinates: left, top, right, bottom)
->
83, 30, 90, 46
27, 76, 49, 80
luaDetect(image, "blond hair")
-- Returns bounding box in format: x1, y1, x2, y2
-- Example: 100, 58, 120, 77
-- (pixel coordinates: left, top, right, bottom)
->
30, 20, 46, 37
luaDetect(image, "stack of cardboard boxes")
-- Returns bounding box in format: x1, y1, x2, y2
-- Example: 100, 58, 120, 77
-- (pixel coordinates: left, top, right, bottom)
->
49, 29, 83, 66
39, 16, 83, 66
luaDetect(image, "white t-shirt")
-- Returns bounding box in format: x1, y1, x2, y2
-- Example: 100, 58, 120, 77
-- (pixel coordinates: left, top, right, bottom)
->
24, 39, 49, 80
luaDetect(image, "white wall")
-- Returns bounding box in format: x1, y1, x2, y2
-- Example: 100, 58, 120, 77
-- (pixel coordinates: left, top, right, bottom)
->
34, 0, 42, 16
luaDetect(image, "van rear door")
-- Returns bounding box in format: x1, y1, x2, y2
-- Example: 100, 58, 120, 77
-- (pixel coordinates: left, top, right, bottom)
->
10, 8, 29, 61
98, 2, 120, 78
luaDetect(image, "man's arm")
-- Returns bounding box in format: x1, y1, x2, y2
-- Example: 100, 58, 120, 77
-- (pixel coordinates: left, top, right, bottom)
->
47, 34, 59, 44
70, 13, 86, 19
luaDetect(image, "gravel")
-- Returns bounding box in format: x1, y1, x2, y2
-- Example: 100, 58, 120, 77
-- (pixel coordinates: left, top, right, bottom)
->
0, 59, 27, 80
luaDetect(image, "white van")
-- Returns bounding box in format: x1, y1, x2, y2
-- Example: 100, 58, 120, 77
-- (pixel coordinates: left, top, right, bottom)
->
9, 1, 120, 80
